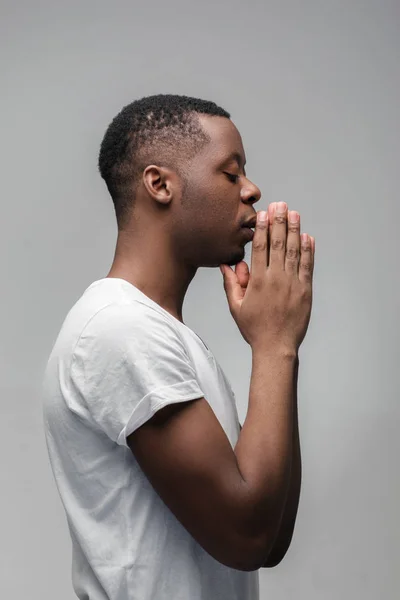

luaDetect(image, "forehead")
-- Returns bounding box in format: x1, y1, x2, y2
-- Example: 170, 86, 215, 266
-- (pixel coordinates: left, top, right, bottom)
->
196, 114, 245, 164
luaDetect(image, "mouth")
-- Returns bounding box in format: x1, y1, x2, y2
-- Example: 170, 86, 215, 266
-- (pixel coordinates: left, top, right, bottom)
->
241, 227, 255, 241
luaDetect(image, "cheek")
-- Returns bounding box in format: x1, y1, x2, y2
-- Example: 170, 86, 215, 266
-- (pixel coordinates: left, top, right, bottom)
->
182, 175, 235, 226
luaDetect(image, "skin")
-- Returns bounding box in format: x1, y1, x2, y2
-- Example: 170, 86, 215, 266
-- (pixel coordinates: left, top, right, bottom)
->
106, 114, 262, 322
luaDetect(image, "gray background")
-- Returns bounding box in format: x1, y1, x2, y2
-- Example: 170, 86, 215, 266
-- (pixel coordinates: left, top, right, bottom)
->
1, 0, 399, 598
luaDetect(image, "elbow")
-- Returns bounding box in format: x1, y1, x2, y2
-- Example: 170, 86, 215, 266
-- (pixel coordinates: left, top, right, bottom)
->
261, 548, 288, 568
236, 517, 295, 570
228, 532, 277, 572
261, 534, 294, 568
229, 504, 285, 571
224, 477, 288, 571
217, 529, 275, 572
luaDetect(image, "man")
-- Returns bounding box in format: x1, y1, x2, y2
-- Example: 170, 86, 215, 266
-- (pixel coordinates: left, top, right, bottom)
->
42, 94, 314, 600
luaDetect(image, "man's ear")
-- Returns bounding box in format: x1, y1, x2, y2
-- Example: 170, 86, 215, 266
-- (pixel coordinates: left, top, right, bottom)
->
142, 165, 178, 205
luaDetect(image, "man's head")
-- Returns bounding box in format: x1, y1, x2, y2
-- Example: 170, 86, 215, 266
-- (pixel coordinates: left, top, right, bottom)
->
98, 95, 229, 228
99, 94, 261, 269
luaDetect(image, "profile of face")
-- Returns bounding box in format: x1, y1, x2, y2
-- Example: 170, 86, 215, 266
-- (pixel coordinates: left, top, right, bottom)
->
139, 114, 262, 270
173, 115, 261, 269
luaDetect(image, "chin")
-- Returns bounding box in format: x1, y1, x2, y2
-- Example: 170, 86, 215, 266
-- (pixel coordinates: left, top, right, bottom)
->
221, 248, 246, 268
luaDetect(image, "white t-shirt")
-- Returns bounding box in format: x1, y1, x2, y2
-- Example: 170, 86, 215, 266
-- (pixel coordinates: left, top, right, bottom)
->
42, 277, 259, 600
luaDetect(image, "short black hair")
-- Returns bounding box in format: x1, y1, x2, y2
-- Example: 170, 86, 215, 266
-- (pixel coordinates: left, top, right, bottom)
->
98, 94, 230, 229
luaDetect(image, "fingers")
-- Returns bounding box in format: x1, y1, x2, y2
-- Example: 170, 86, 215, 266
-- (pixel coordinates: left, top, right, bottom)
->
250, 210, 269, 278
298, 233, 314, 284
268, 202, 314, 281
252, 202, 315, 284
268, 202, 288, 270
285, 210, 301, 274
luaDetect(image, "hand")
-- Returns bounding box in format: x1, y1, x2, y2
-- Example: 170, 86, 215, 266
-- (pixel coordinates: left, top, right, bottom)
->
225, 204, 315, 299
220, 202, 315, 352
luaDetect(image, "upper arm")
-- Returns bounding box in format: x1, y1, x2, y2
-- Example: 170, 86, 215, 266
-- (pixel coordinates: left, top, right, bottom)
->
127, 397, 267, 571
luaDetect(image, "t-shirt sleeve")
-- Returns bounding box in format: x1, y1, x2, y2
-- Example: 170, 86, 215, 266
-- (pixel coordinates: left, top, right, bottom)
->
69, 302, 205, 447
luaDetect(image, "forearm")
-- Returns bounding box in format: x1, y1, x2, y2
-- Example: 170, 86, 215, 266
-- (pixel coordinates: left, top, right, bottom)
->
263, 356, 301, 566
234, 347, 297, 557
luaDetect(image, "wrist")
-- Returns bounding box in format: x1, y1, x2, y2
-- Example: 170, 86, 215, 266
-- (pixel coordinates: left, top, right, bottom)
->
250, 340, 298, 360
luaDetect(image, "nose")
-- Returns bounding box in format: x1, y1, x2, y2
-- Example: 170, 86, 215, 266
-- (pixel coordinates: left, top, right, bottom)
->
240, 178, 262, 205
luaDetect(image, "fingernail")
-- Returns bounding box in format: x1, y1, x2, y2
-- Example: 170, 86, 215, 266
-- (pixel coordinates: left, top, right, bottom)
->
289, 211, 299, 223
258, 211, 268, 223
277, 202, 287, 213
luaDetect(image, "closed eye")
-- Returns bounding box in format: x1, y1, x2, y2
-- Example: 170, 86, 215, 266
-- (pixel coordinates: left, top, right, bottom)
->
224, 172, 239, 183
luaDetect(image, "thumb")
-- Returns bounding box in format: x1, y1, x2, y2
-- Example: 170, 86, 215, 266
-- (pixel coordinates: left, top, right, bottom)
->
219, 264, 243, 314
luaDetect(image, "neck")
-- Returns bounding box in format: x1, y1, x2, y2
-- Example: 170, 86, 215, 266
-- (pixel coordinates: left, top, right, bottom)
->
106, 230, 197, 324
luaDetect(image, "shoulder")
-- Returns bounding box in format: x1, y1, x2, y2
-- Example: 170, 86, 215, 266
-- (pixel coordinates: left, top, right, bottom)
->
77, 301, 178, 345
71, 301, 188, 372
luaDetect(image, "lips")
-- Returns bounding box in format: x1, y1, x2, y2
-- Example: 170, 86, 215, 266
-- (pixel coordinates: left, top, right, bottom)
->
242, 216, 257, 229
242, 227, 255, 241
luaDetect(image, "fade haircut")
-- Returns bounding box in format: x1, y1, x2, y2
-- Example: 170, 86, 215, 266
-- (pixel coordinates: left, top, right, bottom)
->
98, 94, 230, 229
